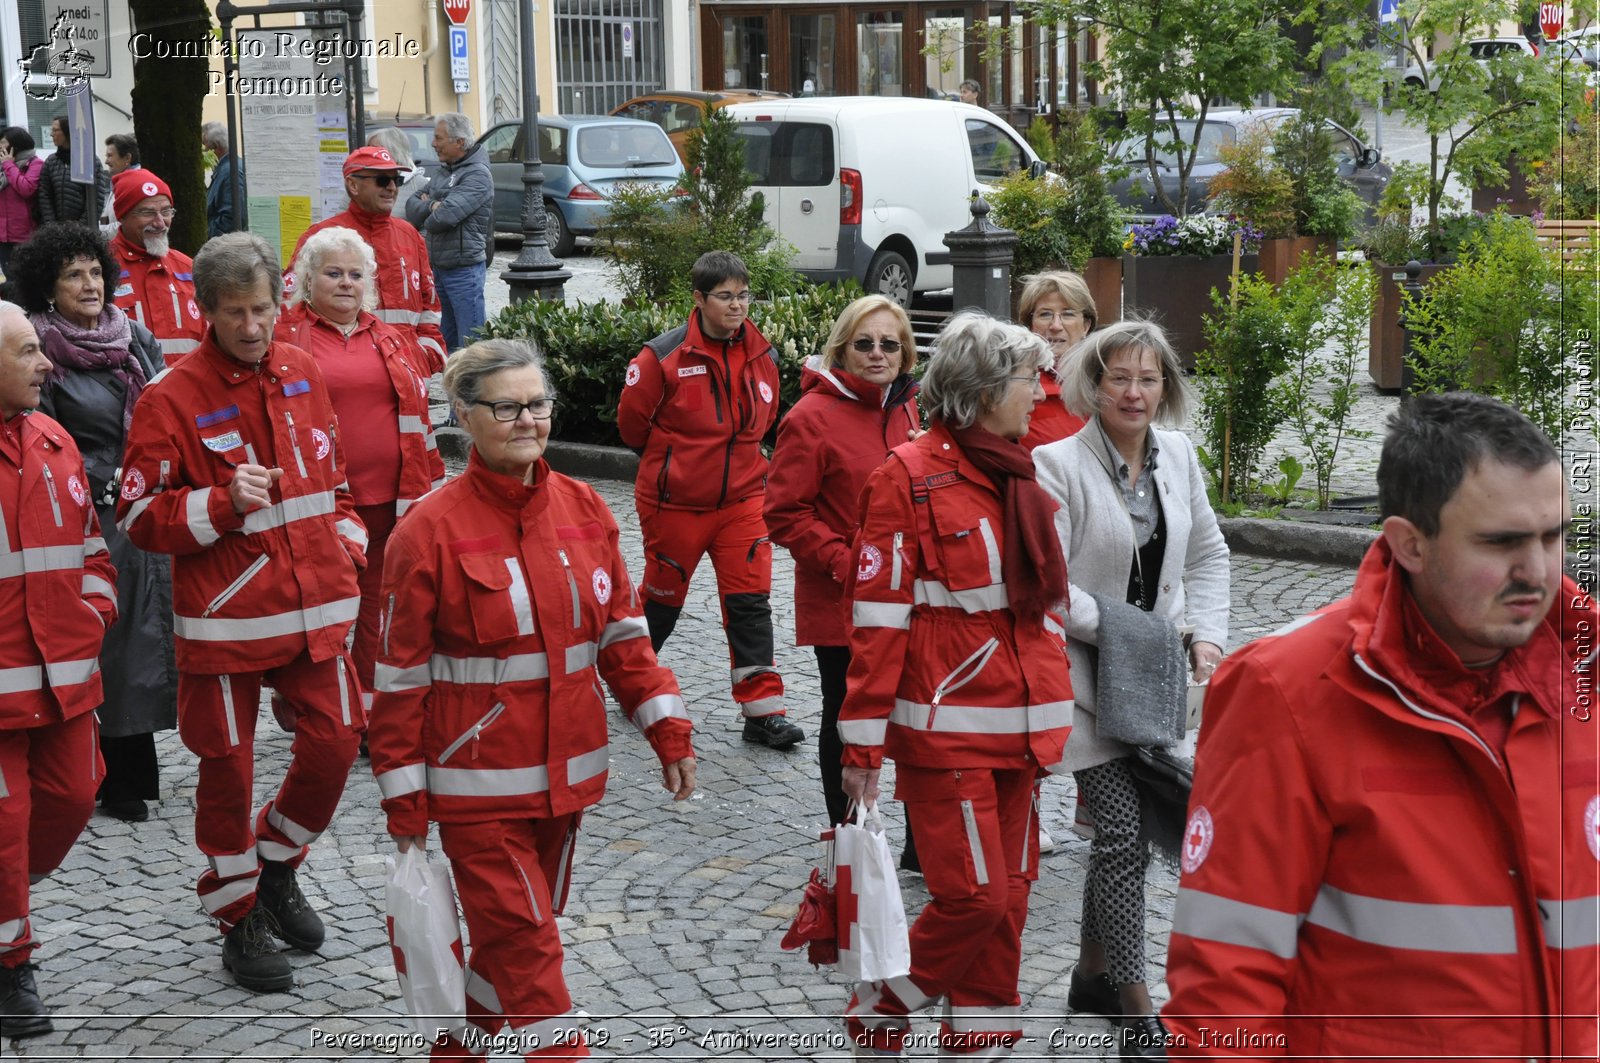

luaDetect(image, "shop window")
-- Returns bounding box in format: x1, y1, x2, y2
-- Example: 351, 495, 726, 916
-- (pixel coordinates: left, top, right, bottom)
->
790, 14, 836, 95
722, 16, 769, 91
857, 12, 904, 97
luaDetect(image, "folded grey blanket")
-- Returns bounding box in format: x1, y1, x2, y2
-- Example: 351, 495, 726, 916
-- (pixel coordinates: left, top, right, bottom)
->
1090, 590, 1187, 748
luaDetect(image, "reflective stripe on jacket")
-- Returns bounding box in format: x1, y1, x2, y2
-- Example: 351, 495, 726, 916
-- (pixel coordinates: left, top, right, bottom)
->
0, 413, 116, 727
368, 452, 694, 836
109, 231, 204, 367
116, 334, 364, 674
1164, 540, 1600, 1060
839, 423, 1073, 772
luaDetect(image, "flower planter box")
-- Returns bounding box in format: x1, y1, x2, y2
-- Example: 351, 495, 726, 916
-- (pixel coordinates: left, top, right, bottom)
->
1083, 256, 1123, 325
1367, 261, 1452, 392
1122, 252, 1257, 371
1471, 155, 1538, 216
1258, 235, 1337, 287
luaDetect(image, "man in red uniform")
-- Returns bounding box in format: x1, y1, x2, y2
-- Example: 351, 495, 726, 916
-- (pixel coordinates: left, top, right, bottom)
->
616, 251, 802, 750
284, 147, 448, 373
117, 234, 367, 994
1163, 392, 1598, 1061
0, 302, 117, 1038
108, 169, 205, 367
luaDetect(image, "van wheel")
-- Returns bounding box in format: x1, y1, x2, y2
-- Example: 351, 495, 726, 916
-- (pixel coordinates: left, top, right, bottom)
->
544, 201, 575, 256
866, 249, 913, 307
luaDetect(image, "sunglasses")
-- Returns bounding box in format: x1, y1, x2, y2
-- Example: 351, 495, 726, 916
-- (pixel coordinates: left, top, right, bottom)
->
850, 337, 903, 354
355, 172, 401, 188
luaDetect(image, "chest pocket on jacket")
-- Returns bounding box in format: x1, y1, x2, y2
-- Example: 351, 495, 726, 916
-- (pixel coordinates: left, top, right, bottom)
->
928, 493, 1003, 593
675, 375, 708, 414
458, 553, 535, 644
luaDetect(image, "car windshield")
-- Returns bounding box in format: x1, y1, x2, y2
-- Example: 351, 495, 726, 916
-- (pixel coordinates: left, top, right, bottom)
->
1119, 120, 1236, 167
576, 125, 677, 168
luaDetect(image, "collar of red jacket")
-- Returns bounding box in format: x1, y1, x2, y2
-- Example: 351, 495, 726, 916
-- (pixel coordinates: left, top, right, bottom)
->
685, 309, 771, 360
280, 301, 377, 340
111, 228, 167, 267
1344, 536, 1571, 726
465, 446, 552, 511
798, 355, 918, 412
194, 330, 295, 386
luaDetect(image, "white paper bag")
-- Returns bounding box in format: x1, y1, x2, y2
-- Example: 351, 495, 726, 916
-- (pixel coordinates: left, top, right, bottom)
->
385, 847, 466, 1039
833, 804, 911, 982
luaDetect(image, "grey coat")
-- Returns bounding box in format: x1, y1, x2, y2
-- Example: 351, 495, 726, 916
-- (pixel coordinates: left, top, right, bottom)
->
1034, 420, 1230, 772
405, 142, 493, 269
37, 319, 177, 738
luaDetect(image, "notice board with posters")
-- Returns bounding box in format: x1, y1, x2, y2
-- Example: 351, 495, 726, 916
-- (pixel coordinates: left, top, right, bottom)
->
237, 27, 350, 263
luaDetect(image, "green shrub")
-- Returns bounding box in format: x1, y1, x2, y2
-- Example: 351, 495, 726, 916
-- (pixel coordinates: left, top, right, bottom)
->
1195, 272, 1294, 506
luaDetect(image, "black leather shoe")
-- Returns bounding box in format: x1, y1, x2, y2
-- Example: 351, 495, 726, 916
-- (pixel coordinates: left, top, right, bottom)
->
1066, 966, 1119, 1017
742, 715, 804, 750
101, 798, 149, 823
256, 861, 325, 952
1119, 1014, 1169, 1060
221, 907, 293, 993
0, 962, 54, 1038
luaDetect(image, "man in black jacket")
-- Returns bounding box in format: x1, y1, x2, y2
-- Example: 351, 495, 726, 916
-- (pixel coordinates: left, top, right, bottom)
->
37, 116, 109, 227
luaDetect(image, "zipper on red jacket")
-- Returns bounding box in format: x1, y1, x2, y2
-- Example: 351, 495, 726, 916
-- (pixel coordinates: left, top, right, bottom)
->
41, 466, 63, 527
438, 702, 505, 764
928, 638, 1001, 729
283, 412, 309, 478
509, 850, 545, 924
203, 554, 270, 617
558, 549, 581, 627
656, 446, 672, 505
891, 532, 904, 590
382, 592, 396, 657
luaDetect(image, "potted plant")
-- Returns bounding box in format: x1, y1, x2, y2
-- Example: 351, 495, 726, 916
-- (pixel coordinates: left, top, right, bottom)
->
1122, 213, 1263, 369
1207, 123, 1301, 285
1271, 105, 1363, 255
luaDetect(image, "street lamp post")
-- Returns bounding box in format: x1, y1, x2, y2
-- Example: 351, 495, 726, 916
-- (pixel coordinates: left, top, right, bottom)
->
501, 0, 571, 303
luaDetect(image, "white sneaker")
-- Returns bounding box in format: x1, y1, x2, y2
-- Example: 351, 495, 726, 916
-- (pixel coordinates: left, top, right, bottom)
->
1038, 825, 1056, 853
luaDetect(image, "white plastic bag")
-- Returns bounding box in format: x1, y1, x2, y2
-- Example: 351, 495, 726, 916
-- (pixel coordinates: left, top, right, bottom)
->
385, 847, 466, 1040
833, 804, 911, 982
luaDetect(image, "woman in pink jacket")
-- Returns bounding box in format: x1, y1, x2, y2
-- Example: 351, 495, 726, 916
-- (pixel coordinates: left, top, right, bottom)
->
0, 128, 44, 273
764, 294, 919, 831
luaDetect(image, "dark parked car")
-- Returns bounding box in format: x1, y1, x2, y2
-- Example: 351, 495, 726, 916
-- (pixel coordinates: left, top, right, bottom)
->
1110, 107, 1392, 224
476, 115, 684, 254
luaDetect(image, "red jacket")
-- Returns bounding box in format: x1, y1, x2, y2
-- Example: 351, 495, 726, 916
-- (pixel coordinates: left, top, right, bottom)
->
368, 452, 694, 837
1020, 370, 1086, 452
274, 303, 445, 517
764, 358, 919, 646
116, 333, 365, 674
839, 424, 1073, 772
1165, 539, 1600, 1061
110, 231, 205, 367
616, 312, 781, 512
0, 413, 116, 728
284, 204, 448, 373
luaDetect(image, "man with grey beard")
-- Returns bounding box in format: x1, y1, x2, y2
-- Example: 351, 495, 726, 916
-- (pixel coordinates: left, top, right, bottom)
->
108, 168, 205, 368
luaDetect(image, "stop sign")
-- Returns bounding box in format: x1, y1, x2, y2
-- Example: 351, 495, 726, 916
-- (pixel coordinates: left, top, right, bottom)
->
443, 0, 471, 25
1539, 2, 1564, 41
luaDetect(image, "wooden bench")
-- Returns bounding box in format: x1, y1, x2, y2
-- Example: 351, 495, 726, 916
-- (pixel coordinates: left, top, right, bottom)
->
1535, 218, 1599, 261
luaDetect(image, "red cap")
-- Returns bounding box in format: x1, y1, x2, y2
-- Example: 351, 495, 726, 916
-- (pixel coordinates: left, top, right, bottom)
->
113, 169, 172, 221
342, 146, 410, 177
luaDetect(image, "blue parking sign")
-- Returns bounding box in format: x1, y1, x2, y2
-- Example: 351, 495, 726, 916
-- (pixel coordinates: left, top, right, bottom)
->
1379, 0, 1399, 24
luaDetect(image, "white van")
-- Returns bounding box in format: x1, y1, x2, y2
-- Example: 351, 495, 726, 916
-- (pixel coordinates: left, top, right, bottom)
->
723, 97, 1047, 305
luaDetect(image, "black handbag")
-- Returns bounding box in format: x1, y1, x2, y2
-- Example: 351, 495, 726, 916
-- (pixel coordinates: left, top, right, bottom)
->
1127, 744, 1194, 861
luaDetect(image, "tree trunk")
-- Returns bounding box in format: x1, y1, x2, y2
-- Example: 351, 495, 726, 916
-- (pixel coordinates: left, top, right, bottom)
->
129, 0, 211, 257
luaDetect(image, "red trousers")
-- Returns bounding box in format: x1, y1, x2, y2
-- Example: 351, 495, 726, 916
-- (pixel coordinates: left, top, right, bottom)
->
638, 496, 785, 717
351, 503, 399, 717
847, 766, 1039, 1057
178, 648, 362, 931
0, 712, 100, 967
429, 815, 588, 1061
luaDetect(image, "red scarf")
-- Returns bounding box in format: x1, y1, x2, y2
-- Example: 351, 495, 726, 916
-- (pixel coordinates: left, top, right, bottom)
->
947, 423, 1067, 623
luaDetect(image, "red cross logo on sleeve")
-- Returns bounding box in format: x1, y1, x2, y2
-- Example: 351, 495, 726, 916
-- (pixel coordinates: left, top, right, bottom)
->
1181, 806, 1214, 874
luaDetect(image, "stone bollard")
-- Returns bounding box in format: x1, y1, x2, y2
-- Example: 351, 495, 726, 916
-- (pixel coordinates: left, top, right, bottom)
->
944, 193, 1017, 321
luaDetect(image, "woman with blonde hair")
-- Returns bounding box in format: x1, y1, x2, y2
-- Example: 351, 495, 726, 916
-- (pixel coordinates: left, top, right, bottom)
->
765, 294, 920, 831
1017, 270, 1097, 450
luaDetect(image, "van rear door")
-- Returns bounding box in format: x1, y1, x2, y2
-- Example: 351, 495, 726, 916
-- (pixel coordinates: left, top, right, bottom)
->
736, 119, 839, 271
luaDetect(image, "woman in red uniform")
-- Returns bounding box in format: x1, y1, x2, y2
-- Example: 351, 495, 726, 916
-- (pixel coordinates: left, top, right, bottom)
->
1017, 271, 1096, 451
369, 338, 696, 1060
278, 227, 443, 720
764, 294, 920, 831
840, 311, 1073, 1059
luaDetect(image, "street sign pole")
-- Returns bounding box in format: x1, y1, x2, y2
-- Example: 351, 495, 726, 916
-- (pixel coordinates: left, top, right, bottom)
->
501, 0, 570, 303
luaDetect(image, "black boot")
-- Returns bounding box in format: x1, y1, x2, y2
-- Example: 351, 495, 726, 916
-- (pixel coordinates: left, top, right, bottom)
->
1119, 1014, 1169, 1060
0, 962, 54, 1038
256, 861, 325, 952
221, 907, 292, 993
743, 714, 804, 749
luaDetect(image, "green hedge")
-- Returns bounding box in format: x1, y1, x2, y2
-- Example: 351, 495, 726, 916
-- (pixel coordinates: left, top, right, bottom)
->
479, 282, 865, 446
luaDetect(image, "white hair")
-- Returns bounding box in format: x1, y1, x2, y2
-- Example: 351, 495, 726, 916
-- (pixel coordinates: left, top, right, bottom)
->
920, 311, 1051, 429
289, 227, 378, 312
434, 112, 474, 145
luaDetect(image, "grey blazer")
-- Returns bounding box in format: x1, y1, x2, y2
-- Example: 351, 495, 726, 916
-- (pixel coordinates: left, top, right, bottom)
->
1034, 419, 1230, 771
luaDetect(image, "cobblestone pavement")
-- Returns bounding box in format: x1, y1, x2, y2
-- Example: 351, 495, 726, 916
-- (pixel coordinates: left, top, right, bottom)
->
13, 461, 1357, 1062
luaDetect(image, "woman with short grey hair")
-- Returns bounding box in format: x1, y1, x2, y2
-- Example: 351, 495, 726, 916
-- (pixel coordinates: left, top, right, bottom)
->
276, 225, 443, 727
369, 336, 696, 1058
839, 310, 1074, 1057
1033, 315, 1227, 1055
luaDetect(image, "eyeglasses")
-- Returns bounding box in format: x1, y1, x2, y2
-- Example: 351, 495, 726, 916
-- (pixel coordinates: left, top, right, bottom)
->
1009, 372, 1045, 387
1032, 309, 1084, 325
1103, 373, 1164, 391
704, 290, 754, 305
850, 337, 903, 355
472, 398, 557, 421
355, 172, 401, 188
130, 207, 177, 221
